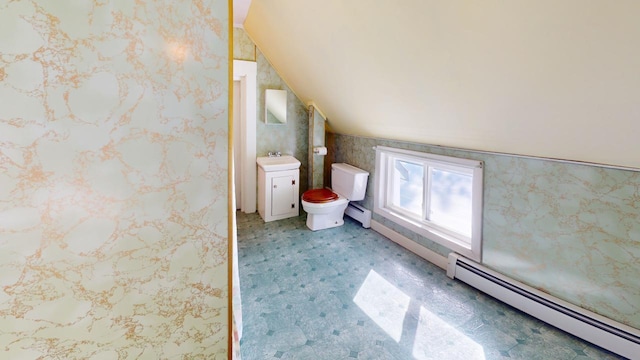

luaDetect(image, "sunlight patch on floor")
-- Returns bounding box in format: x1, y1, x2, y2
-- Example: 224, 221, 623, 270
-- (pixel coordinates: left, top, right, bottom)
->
413, 306, 485, 360
354, 269, 485, 360
353, 269, 410, 342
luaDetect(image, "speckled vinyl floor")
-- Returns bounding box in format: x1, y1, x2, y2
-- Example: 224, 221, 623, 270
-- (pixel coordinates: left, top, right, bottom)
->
236, 212, 625, 360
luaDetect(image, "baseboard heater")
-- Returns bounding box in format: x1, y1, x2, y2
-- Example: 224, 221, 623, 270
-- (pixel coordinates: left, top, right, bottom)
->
447, 253, 640, 359
345, 203, 371, 228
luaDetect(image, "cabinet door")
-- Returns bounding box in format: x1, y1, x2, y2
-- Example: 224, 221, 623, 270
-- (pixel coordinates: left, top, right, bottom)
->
271, 174, 296, 216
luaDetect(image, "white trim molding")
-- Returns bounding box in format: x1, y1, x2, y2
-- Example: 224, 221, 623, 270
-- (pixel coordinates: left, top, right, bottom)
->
374, 146, 484, 262
233, 60, 257, 213
371, 220, 448, 270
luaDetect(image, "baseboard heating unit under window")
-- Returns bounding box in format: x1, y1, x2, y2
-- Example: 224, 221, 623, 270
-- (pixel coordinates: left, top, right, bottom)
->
345, 203, 371, 228
447, 253, 640, 359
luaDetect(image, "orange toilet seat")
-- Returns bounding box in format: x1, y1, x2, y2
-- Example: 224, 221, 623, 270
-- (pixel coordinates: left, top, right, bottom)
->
302, 188, 339, 203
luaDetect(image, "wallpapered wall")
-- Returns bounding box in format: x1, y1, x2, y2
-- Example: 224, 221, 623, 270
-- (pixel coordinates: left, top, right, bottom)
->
0, 1, 230, 358
308, 106, 326, 189
233, 28, 309, 194
329, 133, 640, 331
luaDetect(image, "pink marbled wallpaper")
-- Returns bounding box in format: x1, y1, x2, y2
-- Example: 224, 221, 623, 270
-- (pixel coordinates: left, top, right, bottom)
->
0, 0, 230, 358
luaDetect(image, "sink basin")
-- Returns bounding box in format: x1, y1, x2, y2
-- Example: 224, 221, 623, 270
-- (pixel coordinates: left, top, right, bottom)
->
257, 155, 301, 172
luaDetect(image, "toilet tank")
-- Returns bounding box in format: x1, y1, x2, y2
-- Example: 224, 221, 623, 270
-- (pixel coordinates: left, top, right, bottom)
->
331, 163, 369, 200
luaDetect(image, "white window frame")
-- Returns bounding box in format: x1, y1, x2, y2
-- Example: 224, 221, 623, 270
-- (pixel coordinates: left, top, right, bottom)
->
374, 146, 483, 262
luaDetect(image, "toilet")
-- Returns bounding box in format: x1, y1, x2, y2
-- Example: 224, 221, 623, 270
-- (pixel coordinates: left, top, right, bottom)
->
301, 163, 369, 231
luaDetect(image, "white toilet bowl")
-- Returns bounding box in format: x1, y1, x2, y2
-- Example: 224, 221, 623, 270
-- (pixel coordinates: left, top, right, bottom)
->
301, 194, 349, 231
301, 163, 369, 231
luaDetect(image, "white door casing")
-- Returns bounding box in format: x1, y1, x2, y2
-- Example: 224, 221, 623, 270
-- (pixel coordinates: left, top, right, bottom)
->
233, 81, 242, 210
233, 60, 257, 213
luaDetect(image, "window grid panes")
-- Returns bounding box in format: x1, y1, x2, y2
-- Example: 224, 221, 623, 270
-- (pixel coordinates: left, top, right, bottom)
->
389, 157, 473, 242
374, 146, 483, 261
428, 167, 472, 238
389, 159, 424, 217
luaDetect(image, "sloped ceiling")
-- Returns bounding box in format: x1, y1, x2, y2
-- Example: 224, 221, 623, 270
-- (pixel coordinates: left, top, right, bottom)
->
244, 1, 640, 168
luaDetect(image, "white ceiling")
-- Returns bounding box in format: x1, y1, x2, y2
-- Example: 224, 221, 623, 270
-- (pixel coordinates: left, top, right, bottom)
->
233, 0, 251, 27
244, 1, 640, 168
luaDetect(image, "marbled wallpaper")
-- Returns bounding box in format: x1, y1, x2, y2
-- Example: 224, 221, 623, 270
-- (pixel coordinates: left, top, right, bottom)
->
233, 27, 256, 62
233, 28, 309, 194
308, 105, 325, 189
330, 133, 640, 331
0, 1, 230, 358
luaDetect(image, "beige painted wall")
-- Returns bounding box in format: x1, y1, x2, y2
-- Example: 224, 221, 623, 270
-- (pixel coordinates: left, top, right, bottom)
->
245, 0, 640, 168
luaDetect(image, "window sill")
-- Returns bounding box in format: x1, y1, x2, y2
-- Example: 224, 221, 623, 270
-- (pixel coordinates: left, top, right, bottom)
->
375, 206, 481, 262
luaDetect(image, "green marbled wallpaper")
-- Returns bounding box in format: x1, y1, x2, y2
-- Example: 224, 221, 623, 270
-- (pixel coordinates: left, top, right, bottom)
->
330, 133, 640, 331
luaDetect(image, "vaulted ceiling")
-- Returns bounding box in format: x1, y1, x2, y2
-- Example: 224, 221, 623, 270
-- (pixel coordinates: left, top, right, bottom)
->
242, 1, 640, 168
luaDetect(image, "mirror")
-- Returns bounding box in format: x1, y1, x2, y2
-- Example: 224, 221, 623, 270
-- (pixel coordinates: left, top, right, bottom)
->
265, 89, 287, 124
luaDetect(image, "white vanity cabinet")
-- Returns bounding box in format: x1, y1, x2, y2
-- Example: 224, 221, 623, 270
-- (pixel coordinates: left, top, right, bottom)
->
257, 156, 301, 222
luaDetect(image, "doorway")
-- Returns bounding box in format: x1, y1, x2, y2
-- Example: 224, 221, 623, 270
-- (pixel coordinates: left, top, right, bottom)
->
233, 60, 257, 213
233, 80, 242, 209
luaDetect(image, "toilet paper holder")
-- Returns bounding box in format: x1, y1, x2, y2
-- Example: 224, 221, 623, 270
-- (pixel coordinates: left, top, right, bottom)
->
313, 146, 327, 155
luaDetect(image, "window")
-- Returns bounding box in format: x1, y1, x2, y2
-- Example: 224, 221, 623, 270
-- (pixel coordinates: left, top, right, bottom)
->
374, 146, 483, 261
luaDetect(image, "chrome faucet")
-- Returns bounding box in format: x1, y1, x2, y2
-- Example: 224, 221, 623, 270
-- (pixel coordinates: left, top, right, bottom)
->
268, 151, 282, 157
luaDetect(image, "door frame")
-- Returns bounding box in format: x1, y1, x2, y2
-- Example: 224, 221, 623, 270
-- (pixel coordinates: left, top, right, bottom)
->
233, 60, 257, 213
